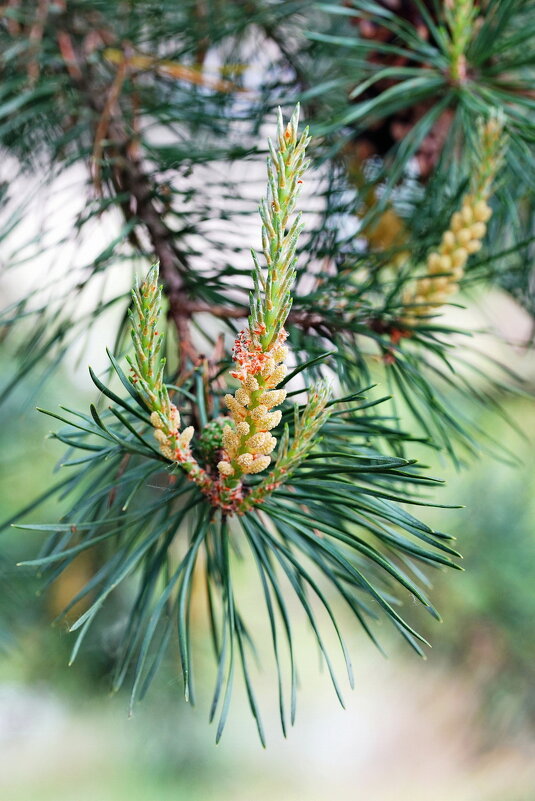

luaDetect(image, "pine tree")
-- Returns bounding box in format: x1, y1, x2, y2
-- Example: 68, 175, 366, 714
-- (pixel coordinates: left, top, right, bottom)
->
0, 1, 533, 742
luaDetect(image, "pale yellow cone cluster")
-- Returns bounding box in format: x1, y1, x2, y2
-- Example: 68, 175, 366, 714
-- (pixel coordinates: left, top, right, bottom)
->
216, 334, 288, 479
237, 380, 331, 514
150, 406, 195, 462
402, 113, 505, 323
403, 196, 492, 320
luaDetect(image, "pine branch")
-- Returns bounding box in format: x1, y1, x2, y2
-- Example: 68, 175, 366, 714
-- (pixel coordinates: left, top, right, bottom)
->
5, 104, 464, 743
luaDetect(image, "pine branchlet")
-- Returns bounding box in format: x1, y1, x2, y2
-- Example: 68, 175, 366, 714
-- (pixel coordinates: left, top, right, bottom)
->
403, 112, 507, 322
127, 265, 210, 490
216, 106, 315, 497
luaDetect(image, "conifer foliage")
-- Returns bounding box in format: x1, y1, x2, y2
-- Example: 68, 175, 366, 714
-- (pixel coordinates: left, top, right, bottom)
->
0, 1, 533, 742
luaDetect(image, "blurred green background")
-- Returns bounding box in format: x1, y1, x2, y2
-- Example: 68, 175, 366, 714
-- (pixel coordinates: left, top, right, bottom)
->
1, 311, 535, 801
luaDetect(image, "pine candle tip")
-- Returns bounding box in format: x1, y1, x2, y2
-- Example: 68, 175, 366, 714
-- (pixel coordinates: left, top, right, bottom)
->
218, 105, 309, 487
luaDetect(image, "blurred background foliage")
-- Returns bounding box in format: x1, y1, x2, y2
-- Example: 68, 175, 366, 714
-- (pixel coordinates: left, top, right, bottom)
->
1, 0, 535, 797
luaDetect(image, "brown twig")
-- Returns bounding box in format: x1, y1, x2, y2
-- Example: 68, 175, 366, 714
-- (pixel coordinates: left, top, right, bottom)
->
3, 0, 21, 35
91, 58, 128, 195
56, 30, 82, 81
27, 0, 52, 83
